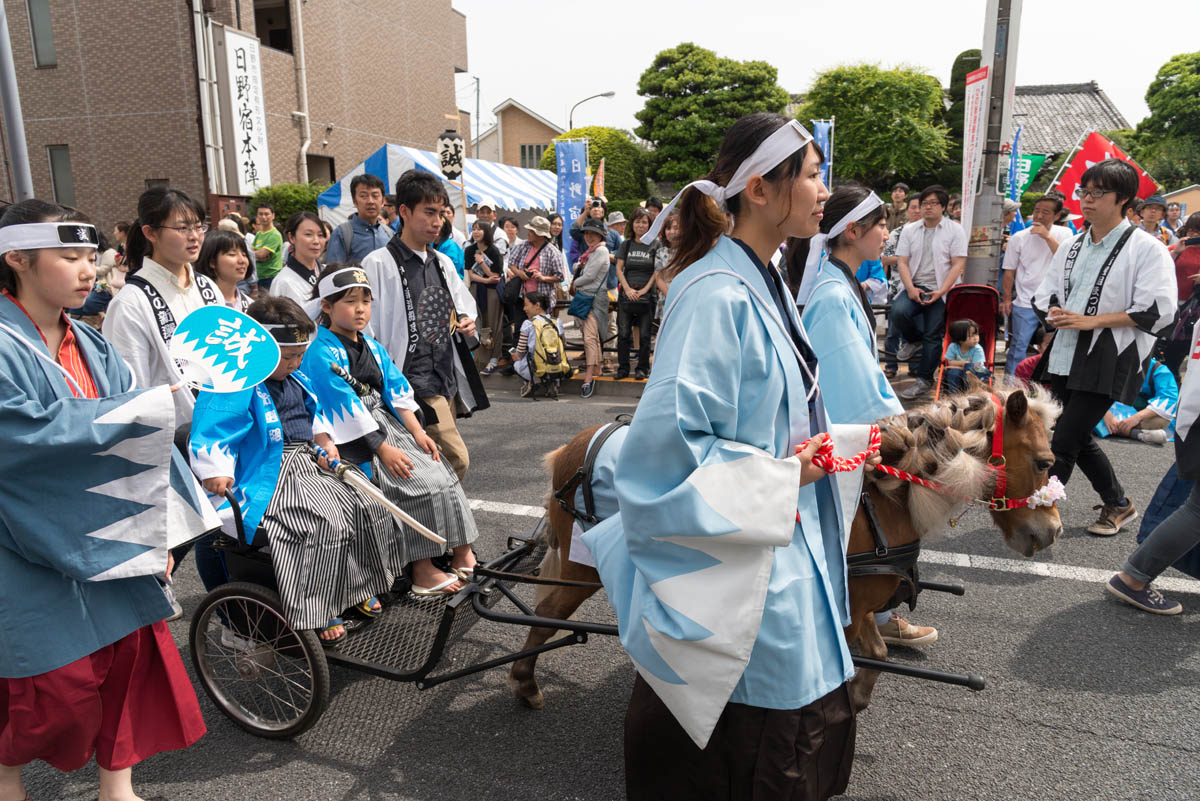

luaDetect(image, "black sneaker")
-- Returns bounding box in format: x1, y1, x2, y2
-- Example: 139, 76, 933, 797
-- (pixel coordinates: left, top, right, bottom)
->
1105, 575, 1182, 615
634, 369, 647, 380
615, 369, 630, 380
580, 381, 595, 399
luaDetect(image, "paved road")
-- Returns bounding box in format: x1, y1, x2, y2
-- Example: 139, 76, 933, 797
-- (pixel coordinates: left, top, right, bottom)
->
25, 386, 1200, 801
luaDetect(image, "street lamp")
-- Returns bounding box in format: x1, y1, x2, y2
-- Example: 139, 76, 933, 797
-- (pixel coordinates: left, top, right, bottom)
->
569, 91, 615, 130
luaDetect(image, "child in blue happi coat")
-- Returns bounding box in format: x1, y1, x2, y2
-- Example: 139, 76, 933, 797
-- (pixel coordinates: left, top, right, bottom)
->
190, 296, 403, 646
301, 264, 479, 596
944, 318, 991, 392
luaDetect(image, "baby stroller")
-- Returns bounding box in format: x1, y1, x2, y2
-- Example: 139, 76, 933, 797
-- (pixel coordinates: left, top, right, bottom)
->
933, 284, 1001, 400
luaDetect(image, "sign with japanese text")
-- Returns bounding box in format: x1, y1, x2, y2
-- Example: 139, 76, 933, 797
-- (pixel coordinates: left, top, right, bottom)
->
556, 140, 588, 243
961, 66, 989, 232
811, 120, 833, 188
170, 306, 281, 393
219, 27, 271, 195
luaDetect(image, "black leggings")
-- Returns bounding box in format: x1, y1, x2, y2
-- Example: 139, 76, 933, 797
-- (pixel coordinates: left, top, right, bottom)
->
1049, 375, 1126, 507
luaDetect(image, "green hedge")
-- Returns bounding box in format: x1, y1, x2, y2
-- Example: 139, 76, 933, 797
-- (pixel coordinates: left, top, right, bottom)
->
1020, 192, 1044, 218
248, 182, 330, 225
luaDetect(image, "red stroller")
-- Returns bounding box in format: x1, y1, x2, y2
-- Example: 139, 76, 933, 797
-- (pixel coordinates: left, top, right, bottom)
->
934, 284, 1001, 399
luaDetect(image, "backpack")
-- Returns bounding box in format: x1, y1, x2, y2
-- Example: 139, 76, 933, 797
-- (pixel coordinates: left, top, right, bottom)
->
337, 220, 355, 258
529, 315, 571, 381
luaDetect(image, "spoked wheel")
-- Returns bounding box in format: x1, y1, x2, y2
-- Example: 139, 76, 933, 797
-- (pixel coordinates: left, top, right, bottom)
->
189, 581, 330, 739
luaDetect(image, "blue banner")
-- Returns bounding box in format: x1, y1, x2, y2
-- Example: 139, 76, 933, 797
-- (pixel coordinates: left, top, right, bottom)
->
556, 140, 589, 244
811, 120, 833, 188
1008, 125, 1022, 202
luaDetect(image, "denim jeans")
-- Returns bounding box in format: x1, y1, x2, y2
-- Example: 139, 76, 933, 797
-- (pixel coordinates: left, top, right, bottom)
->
888, 293, 946, 381
945, 366, 992, 393
1006, 305, 1040, 376
1124, 484, 1200, 584
617, 300, 653, 372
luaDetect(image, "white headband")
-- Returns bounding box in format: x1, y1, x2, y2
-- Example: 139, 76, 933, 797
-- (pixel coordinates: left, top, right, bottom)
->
796, 194, 884, 306
0, 222, 99, 253
317, 266, 372, 300
642, 120, 815, 245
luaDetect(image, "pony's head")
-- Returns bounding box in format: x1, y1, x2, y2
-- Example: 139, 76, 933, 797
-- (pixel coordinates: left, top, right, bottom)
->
872, 384, 1062, 556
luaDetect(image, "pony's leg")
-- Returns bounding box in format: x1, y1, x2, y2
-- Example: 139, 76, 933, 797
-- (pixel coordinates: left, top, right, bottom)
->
508, 549, 600, 710
849, 613, 888, 713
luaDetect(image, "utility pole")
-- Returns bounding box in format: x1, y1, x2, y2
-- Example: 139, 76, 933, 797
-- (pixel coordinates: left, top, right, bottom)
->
0, 3, 34, 201
964, 0, 1022, 287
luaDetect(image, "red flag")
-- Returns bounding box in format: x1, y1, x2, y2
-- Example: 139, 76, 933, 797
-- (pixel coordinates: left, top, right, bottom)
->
1053, 132, 1159, 217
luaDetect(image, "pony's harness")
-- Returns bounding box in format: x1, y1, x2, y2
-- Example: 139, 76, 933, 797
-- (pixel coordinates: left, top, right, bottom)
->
846, 490, 922, 611
554, 417, 630, 525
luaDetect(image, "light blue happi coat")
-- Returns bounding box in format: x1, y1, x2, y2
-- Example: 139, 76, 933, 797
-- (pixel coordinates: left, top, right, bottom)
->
581, 236, 854, 748
300, 326, 419, 447
189, 371, 329, 540
0, 295, 220, 677
801, 255, 903, 424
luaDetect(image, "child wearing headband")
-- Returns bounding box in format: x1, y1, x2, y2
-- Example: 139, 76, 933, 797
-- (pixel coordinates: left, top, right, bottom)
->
0, 199, 212, 801
583, 113, 862, 800
189, 296, 403, 646
301, 263, 479, 595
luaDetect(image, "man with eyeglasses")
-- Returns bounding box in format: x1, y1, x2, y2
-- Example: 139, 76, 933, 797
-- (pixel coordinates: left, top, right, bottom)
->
892, 184, 968, 399
1031, 159, 1177, 536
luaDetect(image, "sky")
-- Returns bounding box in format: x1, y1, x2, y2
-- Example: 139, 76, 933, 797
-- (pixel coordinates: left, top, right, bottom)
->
451, 0, 1200, 143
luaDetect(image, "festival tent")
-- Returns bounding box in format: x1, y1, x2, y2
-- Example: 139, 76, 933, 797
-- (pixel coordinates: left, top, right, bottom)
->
317, 144, 557, 226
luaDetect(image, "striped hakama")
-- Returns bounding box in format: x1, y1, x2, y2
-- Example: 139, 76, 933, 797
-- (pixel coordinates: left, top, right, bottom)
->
261, 444, 401, 629
364, 393, 479, 563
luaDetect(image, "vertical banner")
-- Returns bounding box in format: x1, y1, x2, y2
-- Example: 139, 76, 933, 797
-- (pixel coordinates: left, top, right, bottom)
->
216, 26, 271, 195
556, 140, 589, 245
960, 66, 990, 233
592, 157, 606, 200
1001, 153, 1046, 201
811, 119, 833, 188
1007, 125, 1022, 202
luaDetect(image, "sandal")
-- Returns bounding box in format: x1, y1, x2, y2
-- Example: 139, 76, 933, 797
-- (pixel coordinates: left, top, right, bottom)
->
451, 566, 475, 580
317, 618, 347, 648
411, 575, 462, 596
349, 596, 382, 619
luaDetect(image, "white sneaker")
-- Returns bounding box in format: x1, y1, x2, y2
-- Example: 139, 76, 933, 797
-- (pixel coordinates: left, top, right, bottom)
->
161, 579, 183, 622
1136, 428, 1169, 445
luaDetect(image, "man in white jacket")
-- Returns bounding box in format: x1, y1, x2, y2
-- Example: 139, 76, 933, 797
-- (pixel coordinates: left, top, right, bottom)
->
359, 170, 481, 479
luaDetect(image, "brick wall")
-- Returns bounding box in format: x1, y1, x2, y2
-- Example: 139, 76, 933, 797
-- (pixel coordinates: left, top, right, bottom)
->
1, 0, 207, 230
498, 107, 559, 168
2, 0, 467, 228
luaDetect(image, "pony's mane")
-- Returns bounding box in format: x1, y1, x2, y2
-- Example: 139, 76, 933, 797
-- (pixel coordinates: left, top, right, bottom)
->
870, 383, 1061, 536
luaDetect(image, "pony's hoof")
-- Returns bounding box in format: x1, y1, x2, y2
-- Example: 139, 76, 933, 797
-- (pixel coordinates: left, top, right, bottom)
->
508, 675, 544, 709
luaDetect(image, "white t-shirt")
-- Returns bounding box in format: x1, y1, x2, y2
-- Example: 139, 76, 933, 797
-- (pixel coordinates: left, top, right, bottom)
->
1003, 224, 1074, 308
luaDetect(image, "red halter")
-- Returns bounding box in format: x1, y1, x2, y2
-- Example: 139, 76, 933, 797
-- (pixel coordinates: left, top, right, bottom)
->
797, 394, 1035, 513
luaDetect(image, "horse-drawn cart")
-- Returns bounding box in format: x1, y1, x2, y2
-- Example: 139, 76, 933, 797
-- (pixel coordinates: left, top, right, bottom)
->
191, 488, 987, 740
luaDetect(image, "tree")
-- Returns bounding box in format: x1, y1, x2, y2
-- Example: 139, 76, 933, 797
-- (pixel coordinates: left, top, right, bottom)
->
248, 181, 329, 224
796, 64, 950, 187
634, 42, 790, 184
1130, 52, 1200, 190
539, 126, 648, 202
1137, 52, 1200, 140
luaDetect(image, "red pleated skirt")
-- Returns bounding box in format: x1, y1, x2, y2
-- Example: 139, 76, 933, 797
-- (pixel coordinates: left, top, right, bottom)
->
0, 621, 205, 772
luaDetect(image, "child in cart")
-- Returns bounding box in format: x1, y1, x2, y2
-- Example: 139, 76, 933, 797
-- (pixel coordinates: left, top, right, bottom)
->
189, 296, 403, 647
944, 318, 991, 393
300, 264, 479, 596
0, 199, 212, 801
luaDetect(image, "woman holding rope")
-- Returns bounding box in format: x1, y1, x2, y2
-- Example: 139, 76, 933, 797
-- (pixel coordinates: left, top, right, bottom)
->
790, 184, 938, 649
581, 113, 871, 800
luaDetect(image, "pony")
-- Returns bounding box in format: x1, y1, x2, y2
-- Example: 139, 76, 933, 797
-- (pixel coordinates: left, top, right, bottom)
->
507, 384, 1062, 713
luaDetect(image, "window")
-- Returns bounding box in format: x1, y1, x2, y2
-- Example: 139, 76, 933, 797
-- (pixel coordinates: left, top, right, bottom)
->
46, 146, 75, 207
306, 154, 335, 185
253, 0, 292, 53
26, 0, 56, 67
521, 144, 546, 169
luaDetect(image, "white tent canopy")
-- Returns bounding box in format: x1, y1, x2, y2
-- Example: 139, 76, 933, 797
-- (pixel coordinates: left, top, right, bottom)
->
317, 144, 557, 227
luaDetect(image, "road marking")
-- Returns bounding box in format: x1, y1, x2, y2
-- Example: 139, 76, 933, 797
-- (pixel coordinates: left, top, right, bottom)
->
470, 497, 1200, 595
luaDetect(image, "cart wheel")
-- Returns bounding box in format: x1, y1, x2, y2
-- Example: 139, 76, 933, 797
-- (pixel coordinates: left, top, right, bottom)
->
189, 581, 330, 739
